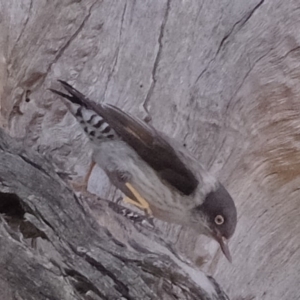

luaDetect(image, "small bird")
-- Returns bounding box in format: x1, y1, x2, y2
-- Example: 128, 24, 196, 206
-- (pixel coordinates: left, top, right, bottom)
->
50, 80, 237, 262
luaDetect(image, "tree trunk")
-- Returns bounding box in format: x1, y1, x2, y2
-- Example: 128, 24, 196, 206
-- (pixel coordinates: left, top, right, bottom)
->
0, 130, 229, 299
0, 0, 299, 299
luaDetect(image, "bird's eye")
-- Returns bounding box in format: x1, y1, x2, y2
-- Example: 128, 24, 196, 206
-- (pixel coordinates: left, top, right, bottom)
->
215, 215, 224, 225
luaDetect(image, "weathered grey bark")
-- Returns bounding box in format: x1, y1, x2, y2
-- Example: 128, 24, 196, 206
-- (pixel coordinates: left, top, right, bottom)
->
1, 0, 300, 299
0, 129, 228, 299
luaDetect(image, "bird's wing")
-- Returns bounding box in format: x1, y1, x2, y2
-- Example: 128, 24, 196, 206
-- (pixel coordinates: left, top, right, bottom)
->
51, 80, 199, 195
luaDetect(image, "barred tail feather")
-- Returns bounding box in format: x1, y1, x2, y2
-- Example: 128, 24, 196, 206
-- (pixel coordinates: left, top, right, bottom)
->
50, 83, 117, 143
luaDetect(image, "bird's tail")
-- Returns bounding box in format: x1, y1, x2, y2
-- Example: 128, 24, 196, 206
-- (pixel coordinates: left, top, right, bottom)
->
50, 80, 117, 143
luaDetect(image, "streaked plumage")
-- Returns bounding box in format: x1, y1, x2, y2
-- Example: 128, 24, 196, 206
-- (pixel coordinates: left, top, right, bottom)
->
50, 80, 237, 261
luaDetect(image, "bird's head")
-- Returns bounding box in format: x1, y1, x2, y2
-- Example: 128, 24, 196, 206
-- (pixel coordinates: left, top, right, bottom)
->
191, 184, 237, 262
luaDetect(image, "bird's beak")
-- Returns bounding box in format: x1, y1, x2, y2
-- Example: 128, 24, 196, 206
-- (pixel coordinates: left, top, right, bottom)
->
214, 233, 232, 263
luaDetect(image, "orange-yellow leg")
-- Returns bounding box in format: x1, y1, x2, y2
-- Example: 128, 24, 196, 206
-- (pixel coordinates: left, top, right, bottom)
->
124, 183, 152, 215
72, 161, 96, 192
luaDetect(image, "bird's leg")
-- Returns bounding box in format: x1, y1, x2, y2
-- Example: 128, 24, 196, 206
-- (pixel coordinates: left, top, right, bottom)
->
124, 183, 152, 216
72, 161, 96, 192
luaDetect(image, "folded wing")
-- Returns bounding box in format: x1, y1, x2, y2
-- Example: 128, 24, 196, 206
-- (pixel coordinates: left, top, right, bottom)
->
51, 81, 199, 195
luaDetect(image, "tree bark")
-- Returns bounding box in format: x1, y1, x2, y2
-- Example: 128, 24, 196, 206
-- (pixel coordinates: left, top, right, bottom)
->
0, 129, 228, 299
1, 0, 300, 299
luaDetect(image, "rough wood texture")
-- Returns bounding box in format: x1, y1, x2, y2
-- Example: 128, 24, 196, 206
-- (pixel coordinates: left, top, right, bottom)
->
0, 129, 229, 300
1, 0, 300, 299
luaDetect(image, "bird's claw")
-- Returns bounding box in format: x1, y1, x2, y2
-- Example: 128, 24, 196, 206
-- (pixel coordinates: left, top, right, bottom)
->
124, 183, 153, 216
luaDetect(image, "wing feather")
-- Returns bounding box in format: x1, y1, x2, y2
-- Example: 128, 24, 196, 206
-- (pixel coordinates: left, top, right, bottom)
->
52, 81, 199, 195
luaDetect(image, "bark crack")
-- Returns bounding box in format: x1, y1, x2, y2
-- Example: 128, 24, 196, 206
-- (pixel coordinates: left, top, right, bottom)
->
280, 46, 300, 60
194, 52, 215, 84
225, 48, 273, 114
216, 0, 265, 55
225, 45, 300, 114
194, 0, 265, 85
142, 0, 171, 120
84, 253, 131, 299
103, 1, 127, 101
19, 154, 51, 177
8, 0, 33, 65
65, 268, 106, 299
46, 1, 98, 75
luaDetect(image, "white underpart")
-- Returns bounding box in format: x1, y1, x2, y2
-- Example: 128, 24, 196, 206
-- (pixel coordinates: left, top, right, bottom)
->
92, 140, 206, 225
63, 100, 219, 230
62, 101, 217, 296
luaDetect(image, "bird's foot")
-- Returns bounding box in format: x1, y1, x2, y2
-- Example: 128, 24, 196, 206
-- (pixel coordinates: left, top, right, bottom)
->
71, 181, 98, 201
71, 177, 98, 201
71, 180, 88, 192
124, 196, 152, 216
124, 183, 152, 216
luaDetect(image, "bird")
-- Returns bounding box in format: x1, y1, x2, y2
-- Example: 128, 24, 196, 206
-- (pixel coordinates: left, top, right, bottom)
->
50, 80, 237, 262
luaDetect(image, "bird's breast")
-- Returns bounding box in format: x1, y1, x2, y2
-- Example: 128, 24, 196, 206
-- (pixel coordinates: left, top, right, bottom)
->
92, 140, 195, 224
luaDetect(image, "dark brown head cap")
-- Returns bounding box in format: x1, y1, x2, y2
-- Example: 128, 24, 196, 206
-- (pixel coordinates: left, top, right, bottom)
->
198, 184, 237, 239
194, 184, 237, 262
